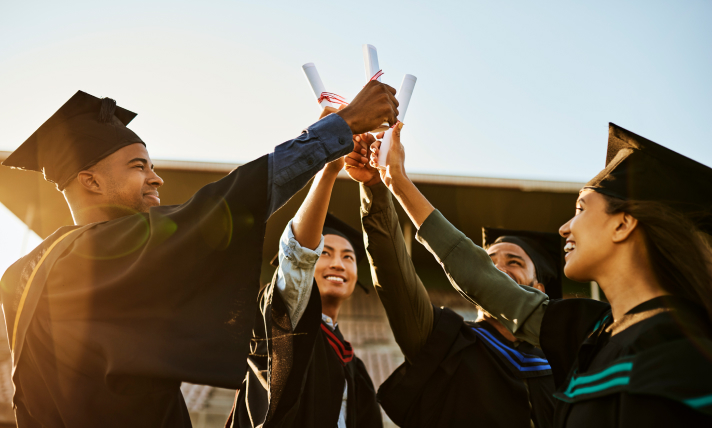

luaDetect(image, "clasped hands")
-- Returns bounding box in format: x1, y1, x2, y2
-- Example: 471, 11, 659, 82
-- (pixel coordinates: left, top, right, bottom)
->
325, 115, 407, 189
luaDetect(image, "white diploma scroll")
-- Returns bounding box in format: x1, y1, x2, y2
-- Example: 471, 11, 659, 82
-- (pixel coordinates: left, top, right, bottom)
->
362, 44, 389, 132
302, 63, 339, 109
377, 74, 417, 169
362, 44, 381, 81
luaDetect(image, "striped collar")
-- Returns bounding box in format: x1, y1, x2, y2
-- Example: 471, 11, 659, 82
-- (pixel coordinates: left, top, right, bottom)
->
321, 322, 353, 366
555, 357, 633, 403
471, 324, 552, 378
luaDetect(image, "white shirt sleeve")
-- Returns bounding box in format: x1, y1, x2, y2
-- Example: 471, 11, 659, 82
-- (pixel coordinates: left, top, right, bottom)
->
275, 219, 324, 330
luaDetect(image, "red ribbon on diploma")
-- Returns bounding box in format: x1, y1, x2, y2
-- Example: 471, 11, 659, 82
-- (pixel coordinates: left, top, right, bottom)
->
318, 92, 348, 106
369, 70, 384, 82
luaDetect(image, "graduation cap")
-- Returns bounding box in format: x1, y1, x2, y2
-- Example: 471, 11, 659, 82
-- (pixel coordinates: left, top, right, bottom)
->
482, 227, 563, 299
271, 213, 369, 293
585, 123, 712, 234
2, 90, 145, 190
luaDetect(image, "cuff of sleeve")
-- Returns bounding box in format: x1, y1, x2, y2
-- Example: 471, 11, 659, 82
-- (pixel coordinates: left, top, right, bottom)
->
308, 113, 353, 157
280, 220, 325, 269
416, 210, 467, 262
360, 182, 391, 216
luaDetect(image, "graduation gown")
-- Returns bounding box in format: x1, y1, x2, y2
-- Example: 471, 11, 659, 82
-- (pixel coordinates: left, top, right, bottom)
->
229, 278, 382, 428
540, 295, 712, 427
1, 156, 271, 427
377, 306, 555, 428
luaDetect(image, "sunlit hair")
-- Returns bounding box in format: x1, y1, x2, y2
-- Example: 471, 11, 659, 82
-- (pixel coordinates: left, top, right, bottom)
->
603, 195, 712, 322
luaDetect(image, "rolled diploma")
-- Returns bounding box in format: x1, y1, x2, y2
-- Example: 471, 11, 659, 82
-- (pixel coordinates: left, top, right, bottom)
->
302, 63, 336, 109
362, 44, 381, 81
377, 74, 417, 169
362, 44, 389, 132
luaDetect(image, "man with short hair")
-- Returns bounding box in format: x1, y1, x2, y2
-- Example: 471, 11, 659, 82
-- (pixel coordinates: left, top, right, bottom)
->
0, 84, 398, 427
344, 124, 558, 427
229, 133, 383, 427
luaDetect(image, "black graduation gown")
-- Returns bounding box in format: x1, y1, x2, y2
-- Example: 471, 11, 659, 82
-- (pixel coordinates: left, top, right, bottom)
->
1, 156, 271, 427
540, 295, 712, 427
377, 306, 556, 428
229, 278, 383, 428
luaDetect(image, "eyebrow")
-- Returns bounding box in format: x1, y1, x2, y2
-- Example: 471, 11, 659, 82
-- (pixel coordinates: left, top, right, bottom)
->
577, 196, 587, 205
323, 245, 354, 254
128, 158, 155, 170
488, 252, 525, 261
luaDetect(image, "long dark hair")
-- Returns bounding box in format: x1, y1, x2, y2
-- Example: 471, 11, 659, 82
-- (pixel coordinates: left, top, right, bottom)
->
603, 195, 712, 321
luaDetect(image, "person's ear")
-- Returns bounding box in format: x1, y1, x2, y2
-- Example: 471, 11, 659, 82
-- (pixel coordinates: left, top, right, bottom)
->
76, 170, 104, 195
611, 212, 639, 243
532, 282, 546, 293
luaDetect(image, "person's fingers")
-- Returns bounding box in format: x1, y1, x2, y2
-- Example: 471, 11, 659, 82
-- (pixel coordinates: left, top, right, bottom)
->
338, 104, 347, 111
388, 107, 398, 126
383, 83, 397, 95
354, 135, 370, 152
371, 140, 382, 150
347, 151, 368, 164
387, 110, 398, 127
386, 89, 399, 109
361, 133, 376, 144
393, 121, 403, 141
345, 156, 362, 167
376, 131, 385, 139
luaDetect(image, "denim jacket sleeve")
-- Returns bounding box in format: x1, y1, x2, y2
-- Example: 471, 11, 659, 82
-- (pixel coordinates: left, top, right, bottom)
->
267, 113, 353, 217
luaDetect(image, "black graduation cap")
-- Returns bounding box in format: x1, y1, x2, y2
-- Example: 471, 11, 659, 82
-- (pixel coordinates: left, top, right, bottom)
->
2, 90, 145, 190
271, 213, 369, 293
482, 227, 563, 299
585, 123, 712, 234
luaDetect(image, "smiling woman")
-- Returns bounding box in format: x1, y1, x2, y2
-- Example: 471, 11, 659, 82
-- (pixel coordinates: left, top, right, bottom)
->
390, 122, 712, 427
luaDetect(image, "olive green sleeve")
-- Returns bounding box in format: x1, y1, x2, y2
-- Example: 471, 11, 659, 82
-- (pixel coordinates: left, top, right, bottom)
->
360, 182, 433, 362
415, 209, 548, 346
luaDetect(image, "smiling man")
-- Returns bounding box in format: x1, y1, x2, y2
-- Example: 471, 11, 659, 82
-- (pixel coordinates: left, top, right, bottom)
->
230, 135, 382, 428
341, 125, 561, 427
0, 86, 397, 427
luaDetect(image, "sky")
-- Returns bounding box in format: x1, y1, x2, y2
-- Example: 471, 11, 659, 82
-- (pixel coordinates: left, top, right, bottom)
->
1, 0, 711, 269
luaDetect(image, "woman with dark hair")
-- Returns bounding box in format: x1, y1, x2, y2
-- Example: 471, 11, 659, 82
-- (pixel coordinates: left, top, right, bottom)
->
368, 122, 712, 426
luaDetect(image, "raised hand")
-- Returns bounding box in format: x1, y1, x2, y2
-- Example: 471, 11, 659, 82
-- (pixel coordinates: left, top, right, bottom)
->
337, 81, 399, 134
344, 133, 381, 186
370, 123, 406, 188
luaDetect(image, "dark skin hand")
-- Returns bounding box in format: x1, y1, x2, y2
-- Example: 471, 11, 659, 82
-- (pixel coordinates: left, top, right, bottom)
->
336, 80, 399, 134
320, 106, 371, 167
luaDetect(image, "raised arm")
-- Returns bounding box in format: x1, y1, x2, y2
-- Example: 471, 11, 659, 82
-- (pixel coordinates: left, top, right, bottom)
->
370, 125, 549, 345
360, 182, 433, 361
267, 80, 399, 217
275, 158, 344, 330
346, 148, 433, 361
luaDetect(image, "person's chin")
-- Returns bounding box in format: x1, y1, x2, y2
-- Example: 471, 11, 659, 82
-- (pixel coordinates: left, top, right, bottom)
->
319, 284, 351, 300
144, 195, 161, 206
563, 260, 589, 283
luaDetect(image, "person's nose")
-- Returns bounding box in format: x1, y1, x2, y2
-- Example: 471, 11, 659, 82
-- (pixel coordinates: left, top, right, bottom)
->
330, 256, 345, 271
148, 170, 164, 188
559, 218, 572, 238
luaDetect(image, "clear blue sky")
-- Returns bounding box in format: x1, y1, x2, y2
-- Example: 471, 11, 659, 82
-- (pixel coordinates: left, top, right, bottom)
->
1, 1, 711, 270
